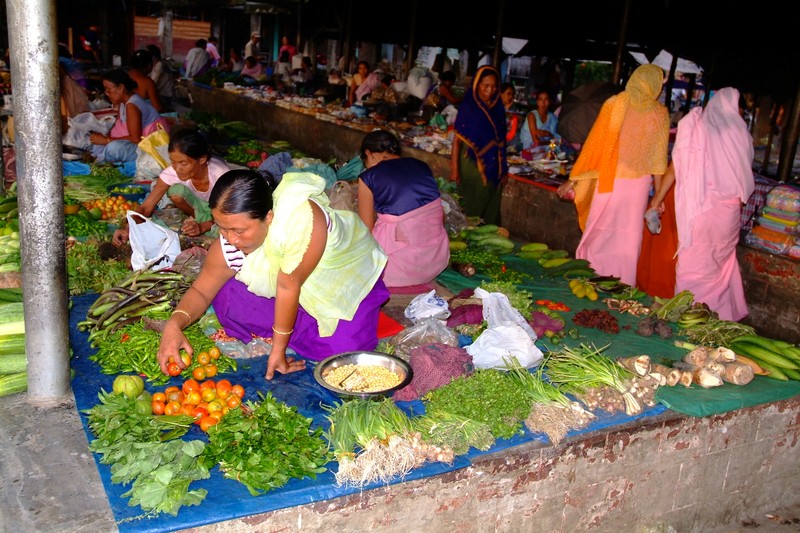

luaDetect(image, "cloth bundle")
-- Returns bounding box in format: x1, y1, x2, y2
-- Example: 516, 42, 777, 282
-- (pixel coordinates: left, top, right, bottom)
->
765, 184, 800, 213
744, 224, 795, 255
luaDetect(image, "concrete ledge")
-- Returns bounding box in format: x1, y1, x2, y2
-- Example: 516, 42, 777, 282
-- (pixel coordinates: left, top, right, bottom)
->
185, 396, 800, 532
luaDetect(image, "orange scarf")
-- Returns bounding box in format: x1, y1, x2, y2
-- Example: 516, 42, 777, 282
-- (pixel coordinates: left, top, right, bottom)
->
569, 65, 667, 231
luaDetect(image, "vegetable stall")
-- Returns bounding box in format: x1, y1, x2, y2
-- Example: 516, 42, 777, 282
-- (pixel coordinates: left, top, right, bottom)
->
57, 218, 800, 531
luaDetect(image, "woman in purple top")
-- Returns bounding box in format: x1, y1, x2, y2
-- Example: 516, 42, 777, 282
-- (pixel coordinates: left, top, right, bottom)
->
357, 130, 450, 287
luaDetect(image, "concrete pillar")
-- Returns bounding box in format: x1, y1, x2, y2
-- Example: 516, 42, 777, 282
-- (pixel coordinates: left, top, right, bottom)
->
7, 0, 72, 403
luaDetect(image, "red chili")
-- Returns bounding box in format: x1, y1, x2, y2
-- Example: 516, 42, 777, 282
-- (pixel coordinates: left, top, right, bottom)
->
120, 333, 130, 342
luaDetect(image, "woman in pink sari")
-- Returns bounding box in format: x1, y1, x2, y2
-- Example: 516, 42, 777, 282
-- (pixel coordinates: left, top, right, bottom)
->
357, 130, 450, 287
557, 64, 670, 286
649, 88, 754, 320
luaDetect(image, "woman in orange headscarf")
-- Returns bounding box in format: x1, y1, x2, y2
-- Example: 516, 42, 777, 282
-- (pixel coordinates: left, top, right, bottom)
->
557, 64, 669, 286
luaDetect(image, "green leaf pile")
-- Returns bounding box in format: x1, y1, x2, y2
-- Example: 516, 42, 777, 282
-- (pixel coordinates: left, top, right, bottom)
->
200, 391, 332, 496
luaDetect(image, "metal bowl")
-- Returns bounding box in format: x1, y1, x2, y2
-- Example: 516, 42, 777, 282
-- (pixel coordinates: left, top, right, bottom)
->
313, 351, 413, 399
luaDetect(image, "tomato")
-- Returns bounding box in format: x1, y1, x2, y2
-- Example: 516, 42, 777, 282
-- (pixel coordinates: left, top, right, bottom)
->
196, 351, 211, 366
192, 366, 207, 381
201, 387, 217, 403
231, 384, 245, 399
180, 403, 195, 417
206, 399, 225, 414
164, 400, 182, 416
199, 415, 219, 432
190, 406, 209, 422
167, 362, 181, 377
204, 363, 218, 378
152, 391, 166, 403
226, 395, 241, 409
200, 379, 217, 391
112, 374, 145, 399
182, 378, 201, 395
215, 380, 232, 399
208, 346, 221, 360
151, 399, 166, 415
134, 398, 152, 416
180, 351, 192, 367
185, 391, 202, 406
166, 389, 185, 404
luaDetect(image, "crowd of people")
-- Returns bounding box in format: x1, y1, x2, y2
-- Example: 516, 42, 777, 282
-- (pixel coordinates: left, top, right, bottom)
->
57, 26, 759, 381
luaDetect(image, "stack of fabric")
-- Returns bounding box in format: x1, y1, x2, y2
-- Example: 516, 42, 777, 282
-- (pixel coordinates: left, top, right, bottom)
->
744, 184, 800, 257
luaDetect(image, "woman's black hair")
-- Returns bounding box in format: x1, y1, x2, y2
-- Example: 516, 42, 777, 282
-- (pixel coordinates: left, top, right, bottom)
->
360, 129, 401, 159
440, 71, 456, 83
102, 69, 138, 92
209, 169, 275, 220
168, 128, 211, 159
146, 44, 162, 61
130, 49, 152, 71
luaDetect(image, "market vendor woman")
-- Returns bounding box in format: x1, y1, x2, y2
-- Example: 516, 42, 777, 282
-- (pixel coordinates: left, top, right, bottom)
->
157, 169, 389, 380
113, 128, 230, 244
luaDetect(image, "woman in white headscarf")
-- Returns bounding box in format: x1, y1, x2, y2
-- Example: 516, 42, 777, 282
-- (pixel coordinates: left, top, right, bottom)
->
648, 87, 754, 321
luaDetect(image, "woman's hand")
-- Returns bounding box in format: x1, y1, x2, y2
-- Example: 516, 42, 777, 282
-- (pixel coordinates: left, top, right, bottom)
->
265, 348, 306, 380
156, 322, 193, 375
557, 180, 575, 200
89, 132, 109, 146
112, 227, 129, 246
181, 217, 203, 237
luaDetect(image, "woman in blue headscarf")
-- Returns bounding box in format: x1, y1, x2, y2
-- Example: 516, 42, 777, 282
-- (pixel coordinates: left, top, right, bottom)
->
448, 65, 508, 225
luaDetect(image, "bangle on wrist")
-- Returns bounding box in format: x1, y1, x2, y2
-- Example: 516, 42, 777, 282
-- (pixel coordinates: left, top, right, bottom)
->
172, 309, 192, 323
272, 325, 293, 336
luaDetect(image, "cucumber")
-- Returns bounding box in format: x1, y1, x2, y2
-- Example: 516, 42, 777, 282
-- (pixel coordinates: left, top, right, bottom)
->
539, 249, 569, 261
542, 259, 592, 276
520, 242, 549, 252
449, 240, 467, 252
562, 268, 596, 280
541, 257, 572, 269
730, 341, 800, 370
474, 224, 499, 234
517, 249, 547, 260
751, 360, 790, 381
780, 367, 800, 381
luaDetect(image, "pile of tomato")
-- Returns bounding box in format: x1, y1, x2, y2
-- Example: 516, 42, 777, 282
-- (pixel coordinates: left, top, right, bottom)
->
166, 346, 222, 380
151, 376, 246, 432
83, 195, 139, 222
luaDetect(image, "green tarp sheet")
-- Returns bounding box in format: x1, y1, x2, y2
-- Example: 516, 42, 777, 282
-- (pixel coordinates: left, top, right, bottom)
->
435, 253, 800, 418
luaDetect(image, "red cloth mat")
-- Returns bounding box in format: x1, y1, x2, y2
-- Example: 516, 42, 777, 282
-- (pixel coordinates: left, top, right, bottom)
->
377, 311, 405, 339
388, 282, 435, 295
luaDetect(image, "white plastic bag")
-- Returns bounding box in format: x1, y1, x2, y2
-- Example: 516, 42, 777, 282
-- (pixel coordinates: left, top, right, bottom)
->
474, 287, 537, 339
134, 145, 169, 181
127, 211, 182, 271
404, 289, 451, 322
466, 323, 543, 370
62, 112, 115, 150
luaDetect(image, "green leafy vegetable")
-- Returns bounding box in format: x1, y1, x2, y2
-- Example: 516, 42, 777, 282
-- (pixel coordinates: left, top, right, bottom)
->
200, 392, 332, 495
423, 369, 530, 440
84, 390, 208, 518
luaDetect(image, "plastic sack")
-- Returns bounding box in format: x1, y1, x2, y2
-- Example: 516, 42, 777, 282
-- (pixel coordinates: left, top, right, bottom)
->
404, 289, 451, 322
216, 337, 298, 359
63, 112, 115, 150
127, 211, 182, 271
138, 125, 170, 169
391, 317, 459, 361
466, 322, 544, 370
327, 180, 359, 212
474, 287, 537, 340
441, 191, 467, 235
